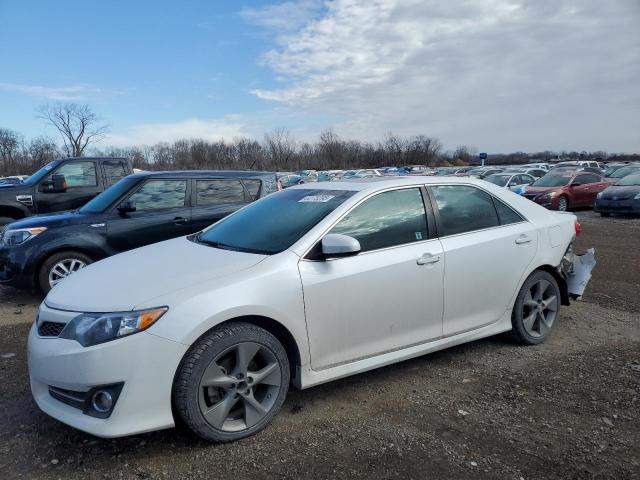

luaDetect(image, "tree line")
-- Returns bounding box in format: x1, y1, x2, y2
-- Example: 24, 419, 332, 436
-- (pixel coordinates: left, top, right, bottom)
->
0, 103, 636, 177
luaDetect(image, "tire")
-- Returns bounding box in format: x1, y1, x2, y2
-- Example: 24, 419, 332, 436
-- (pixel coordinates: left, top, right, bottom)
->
556, 196, 569, 212
38, 250, 93, 293
600, 212, 611, 217
173, 322, 290, 442
0, 216, 17, 226
511, 270, 561, 345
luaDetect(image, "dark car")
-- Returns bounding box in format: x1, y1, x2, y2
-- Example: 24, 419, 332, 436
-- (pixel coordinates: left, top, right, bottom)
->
603, 164, 640, 183
595, 173, 640, 216
522, 172, 609, 211
0, 170, 277, 292
0, 157, 133, 226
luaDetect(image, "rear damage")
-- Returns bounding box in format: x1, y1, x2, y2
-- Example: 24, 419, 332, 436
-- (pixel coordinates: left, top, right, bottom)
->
560, 246, 596, 300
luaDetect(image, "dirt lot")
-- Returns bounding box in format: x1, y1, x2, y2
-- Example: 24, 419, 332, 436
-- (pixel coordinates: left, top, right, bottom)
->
0, 210, 638, 480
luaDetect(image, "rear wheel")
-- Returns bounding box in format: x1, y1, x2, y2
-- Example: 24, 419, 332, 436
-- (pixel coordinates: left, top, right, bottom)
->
173, 323, 290, 442
38, 250, 92, 293
556, 196, 569, 212
511, 270, 560, 345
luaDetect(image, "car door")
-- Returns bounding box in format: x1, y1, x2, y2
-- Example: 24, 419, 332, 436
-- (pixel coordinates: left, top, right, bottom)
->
106, 178, 191, 252
575, 173, 606, 206
35, 160, 102, 213
571, 174, 598, 206
298, 187, 444, 370
190, 178, 253, 232
428, 185, 538, 337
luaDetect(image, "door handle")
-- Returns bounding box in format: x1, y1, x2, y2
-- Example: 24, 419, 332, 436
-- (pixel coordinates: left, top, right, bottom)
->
173, 217, 188, 225
515, 235, 532, 245
417, 253, 441, 265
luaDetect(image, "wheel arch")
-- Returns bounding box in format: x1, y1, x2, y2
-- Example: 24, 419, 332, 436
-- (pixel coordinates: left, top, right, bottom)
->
535, 264, 570, 306
0, 204, 29, 221
32, 245, 103, 286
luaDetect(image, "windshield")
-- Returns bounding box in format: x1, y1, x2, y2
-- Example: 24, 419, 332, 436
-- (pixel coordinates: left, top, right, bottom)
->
484, 174, 510, 187
195, 188, 356, 255
23, 160, 61, 186
610, 166, 640, 178
80, 177, 140, 214
616, 174, 640, 186
532, 175, 572, 187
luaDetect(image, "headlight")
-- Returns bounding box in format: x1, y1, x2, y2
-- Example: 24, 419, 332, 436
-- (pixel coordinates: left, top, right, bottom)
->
59, 307, 168, 347
2, 227, 47, 245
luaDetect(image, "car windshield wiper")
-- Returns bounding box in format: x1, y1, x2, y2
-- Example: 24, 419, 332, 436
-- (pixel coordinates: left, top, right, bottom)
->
194, 235, 239, 251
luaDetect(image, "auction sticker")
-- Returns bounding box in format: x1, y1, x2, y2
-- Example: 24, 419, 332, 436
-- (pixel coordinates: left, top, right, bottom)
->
298, 195, 335, 203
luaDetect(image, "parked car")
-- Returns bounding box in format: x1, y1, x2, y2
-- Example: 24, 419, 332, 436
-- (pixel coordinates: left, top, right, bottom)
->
522, 172, 609, 211
28, 176, 593, 442
381, 167, 408, 176
552, 160, 600, 170
0, 175, 29, 185
277, 173, 302, 188
603, 164, 640, 183
595, 173, 640, 216
342, 169, 381, 179
484, 173, 536, 191
0, 157, 133, 226
0, 170, 277, 292
523, 163, 550, 171
501, 168, 547, 178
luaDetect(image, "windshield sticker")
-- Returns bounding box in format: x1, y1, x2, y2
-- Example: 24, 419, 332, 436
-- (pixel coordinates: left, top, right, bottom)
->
298, 195, 335, 203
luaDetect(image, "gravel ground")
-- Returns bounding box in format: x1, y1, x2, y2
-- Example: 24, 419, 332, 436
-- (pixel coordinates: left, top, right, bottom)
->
0, 210, 638, 480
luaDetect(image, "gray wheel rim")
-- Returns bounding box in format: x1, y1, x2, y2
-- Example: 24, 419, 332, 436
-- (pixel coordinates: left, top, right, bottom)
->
49, 258, 86, 287
522, 279, 558, 338
557, 197, 567, 211
198, 341, 282, 432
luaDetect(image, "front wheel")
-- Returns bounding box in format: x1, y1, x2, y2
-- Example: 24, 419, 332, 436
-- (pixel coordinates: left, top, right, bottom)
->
511, 270, 560, 345
173, 323, 290, 442
556, 196, 569, 212
38, 250, 92, 293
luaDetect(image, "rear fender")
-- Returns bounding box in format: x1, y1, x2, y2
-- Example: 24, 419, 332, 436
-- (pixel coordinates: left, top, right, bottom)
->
560, 246, 596, 300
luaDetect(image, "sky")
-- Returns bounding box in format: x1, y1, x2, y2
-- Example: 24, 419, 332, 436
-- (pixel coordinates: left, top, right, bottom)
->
0, 0, 639, 153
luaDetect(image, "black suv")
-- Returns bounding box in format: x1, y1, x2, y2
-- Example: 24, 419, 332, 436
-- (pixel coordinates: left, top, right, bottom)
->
0, 170, 277, 292
0, 157, 133, 225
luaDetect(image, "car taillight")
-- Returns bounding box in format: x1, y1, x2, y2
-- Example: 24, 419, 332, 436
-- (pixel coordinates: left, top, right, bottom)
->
574, 220, 581, 237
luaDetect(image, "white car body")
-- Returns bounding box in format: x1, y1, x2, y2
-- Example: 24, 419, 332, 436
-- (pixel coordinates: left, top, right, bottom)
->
484, 173, 536, 192
29, 176, 589, 438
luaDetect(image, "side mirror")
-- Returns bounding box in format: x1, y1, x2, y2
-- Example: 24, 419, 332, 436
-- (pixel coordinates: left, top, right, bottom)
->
117, 201, 136, 214
321, 234, 361, 258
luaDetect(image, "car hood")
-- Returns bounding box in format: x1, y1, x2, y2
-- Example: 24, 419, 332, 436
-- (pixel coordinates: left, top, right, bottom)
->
5, 210, 95, 230
44, 237, 267, 312
523, 186, 562, 195
600, 185, 640, 199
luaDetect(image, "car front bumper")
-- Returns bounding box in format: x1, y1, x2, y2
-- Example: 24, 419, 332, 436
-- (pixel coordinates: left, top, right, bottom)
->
594, 198, 640, 214
28, 303, 188, 438
0, 243, 37, 289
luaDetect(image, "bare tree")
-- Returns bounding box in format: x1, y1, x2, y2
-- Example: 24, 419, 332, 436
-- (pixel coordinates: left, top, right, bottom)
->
263, 128, 296, 170
38, 103, 108, 157
0, 128, 22, 162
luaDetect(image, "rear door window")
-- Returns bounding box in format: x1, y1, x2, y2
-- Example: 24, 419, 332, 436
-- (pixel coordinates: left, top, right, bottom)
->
196, 179, 247, 205
576, 174, 599, 184
329, 188, 428, 252
431, 185, 500, 236
103, 161, 129, 186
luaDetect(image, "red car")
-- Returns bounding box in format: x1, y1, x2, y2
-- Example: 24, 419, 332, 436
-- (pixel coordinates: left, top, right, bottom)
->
522, 172, 609, 211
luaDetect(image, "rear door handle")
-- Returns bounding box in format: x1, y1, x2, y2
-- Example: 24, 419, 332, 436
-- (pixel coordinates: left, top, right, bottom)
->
515, 235, 532, 244
173, 217, 188, 225
417, 253, 441, 265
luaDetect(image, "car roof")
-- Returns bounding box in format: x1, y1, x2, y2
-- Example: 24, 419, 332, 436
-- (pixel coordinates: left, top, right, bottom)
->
128, 170, 276, 180
290, 175, 496, 193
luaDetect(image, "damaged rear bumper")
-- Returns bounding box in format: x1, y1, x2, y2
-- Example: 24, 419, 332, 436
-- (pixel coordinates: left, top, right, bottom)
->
560, 247, 596, 300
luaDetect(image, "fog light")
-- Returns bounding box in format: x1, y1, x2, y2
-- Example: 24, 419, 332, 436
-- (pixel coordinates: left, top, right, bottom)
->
91, 390, 114, 413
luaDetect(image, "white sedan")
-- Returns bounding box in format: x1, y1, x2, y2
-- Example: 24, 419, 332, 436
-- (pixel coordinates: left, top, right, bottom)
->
28, 177, 594, 442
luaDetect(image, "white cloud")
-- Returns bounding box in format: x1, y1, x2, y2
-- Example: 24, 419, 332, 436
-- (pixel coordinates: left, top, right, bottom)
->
248, 0, 640, 152
0, 82, 124, 101
240, 0, 325, 32
106, 118, 249, 146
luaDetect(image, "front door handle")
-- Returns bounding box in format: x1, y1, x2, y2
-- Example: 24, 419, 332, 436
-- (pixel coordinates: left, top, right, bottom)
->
417, 253, 441, 265
173, 217, 188, 225
515, 235, 532, 244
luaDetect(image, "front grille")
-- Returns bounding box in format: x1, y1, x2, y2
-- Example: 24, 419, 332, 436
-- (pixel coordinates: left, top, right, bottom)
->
38, 321, 66, 337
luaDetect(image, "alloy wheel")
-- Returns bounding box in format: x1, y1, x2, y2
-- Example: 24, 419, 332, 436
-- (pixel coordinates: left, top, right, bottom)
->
48, 258, 87, 287
198, 341, 282, 432
521, 279, 558, 338
557, 197, 568, 211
